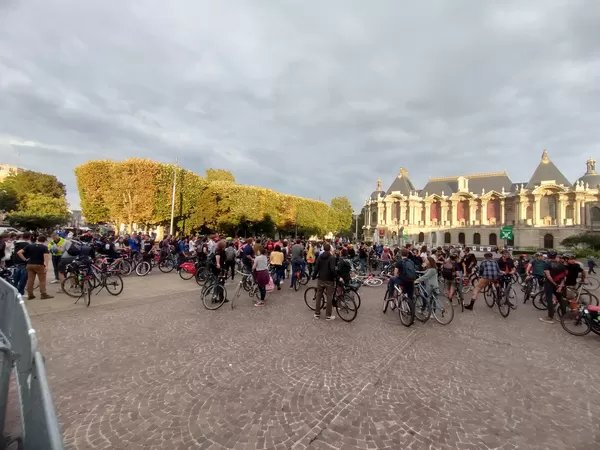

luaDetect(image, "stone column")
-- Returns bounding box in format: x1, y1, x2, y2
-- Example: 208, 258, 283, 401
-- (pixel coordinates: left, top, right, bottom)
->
534, 195, 541, 225
385, 201, 393, 225
451, 200, 458, 226
377, 202, 384, 228
557, 196, 565, 226
575, 200, 582, 225
481, 200, 488, 225
499, 199, 505, 226
424, 201, 431, 225
520, 198, 528, 224
469, 200, 477, 226
441, 203, 448, 226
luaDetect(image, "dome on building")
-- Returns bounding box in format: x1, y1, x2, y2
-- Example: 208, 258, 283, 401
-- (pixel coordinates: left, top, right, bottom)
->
369, 179, 384, 200
575, 157, 600, 188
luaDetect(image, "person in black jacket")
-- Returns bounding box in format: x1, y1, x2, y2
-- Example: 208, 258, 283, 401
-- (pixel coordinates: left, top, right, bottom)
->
312, 243, 337, 320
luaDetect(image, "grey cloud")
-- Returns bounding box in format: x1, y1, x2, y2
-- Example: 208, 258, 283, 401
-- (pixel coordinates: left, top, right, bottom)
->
0, 0, 599, 213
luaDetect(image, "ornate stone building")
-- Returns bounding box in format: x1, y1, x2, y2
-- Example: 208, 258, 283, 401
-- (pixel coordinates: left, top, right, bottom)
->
363, 150, 600, 249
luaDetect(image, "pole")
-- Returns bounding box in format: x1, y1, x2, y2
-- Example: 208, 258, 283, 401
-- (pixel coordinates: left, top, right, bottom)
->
169, 157, 178, 235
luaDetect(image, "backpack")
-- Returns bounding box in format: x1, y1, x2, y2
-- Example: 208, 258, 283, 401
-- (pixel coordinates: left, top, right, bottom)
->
67, 240, 83, 257
207, 252, 217, 268
547, 259, 566, 282
400, 259, 417, 281
442, 258, 455, 280
225, 247, 236, 262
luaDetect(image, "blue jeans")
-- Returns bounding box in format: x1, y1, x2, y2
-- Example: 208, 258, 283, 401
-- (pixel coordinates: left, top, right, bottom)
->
272, 265, 283, 287
12, 265, 28, 295
359, 258, 366, 274
290, 260, 306, 286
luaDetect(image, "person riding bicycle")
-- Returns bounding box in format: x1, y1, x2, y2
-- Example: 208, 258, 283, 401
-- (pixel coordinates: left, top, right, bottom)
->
415, 256, 440, 309
441, 252, 463, 301
497, 250, 516, 290
525, 252, 546, 287
564, 253, 586, 303
466, 252, 500, 310
386, 248, 417, 301
540, 249, 568, 324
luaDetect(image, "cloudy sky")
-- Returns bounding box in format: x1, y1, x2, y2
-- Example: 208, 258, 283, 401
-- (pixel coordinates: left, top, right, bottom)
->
1, 0, 599, 211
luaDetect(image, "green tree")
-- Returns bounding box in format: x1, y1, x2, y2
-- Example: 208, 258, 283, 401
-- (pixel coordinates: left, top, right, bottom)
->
0, 185, 18, 212
7, 214, 69, 230
205, 168, 236, 183
1, 170, 66, 202
75, 160, 114, 223
17, 193, 70, 217
562, 233, 600, 251
330, 196, 353, 233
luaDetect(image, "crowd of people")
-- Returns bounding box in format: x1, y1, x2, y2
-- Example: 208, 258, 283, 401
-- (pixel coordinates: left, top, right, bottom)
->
0, 228, 595, 325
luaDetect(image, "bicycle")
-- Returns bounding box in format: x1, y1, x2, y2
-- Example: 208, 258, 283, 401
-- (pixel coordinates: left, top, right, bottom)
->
201, 271, 228, 310
560, 304, 600, 336
382, 284, 415, 327
413, 282, 454, 325
532, 281, 599, 315
292, 265, 309, 291
62, 259, 124, 298
446, 276, 464, 313
304, 282, 359, 322
231, 271, 261, 309
482, 276, 512, 317
523, 275, 545, 304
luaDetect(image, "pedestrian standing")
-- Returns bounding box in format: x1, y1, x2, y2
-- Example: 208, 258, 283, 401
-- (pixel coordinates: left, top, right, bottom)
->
17, 235, 54, 300
311, 243, 337, 320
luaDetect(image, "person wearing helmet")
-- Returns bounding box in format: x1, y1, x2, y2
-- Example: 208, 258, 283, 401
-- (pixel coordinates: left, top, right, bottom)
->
564, 254, 586, 304
540, 249, 568, 324
525, 252, 546, 293
498, 250, 516, 294
467, 252, 500, 310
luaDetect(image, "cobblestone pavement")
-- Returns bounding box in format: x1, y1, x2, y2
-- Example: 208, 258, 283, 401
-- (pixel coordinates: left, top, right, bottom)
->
30, 273, 600, 450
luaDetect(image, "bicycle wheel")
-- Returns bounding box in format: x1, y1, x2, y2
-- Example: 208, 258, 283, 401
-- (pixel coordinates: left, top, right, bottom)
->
195, 269, 209, 286
483, 285, 495, 308
497, 292, 510, 318
382, 292, 391, 313
508, 287, 517, 310
293, 275, 300, 292
432, 296, 454, 325
366, 277, 383, 287
117, 259, 133, 276
579, 291, 599, 306
398, 297, 415, 327
61, 275, 80, 298
344, 287, 361, 310
83, 280, 92, 307
456, 286, 465, 313
304, 287, 318, 311
231, 282, 243, 310
336, 294, 357, 322
158, 258, 175, 273
523, 283, 532, 304
414, 293, 431, 323
532, 291, 547, 310
136, 261, 151, 276
462, 280, 472, 294
560, 310, 591, 336
179, 268, 195, 280
585, 276, 600, 291
202, 284, 227, 310
105, 273, 124, 296
300, 272, 309, 286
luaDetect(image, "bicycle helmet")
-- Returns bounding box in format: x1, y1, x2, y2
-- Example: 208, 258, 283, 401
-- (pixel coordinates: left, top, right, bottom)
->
563, 253, 576, 260
546, 249, 557, 258
534, 252, 543, 257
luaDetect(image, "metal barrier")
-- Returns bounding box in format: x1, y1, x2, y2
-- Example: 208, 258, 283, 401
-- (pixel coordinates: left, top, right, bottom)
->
0, 278, 64, 450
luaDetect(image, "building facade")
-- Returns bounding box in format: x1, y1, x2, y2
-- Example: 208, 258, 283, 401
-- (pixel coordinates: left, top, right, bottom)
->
0, 164, 24, 182
363, 150, 600, 250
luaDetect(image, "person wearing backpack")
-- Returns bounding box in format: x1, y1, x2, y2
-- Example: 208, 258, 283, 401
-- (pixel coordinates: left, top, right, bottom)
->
540, 249, 568, 324
386, 248, 417, 301
224, 241, 237, 281
441, 252, 461, 300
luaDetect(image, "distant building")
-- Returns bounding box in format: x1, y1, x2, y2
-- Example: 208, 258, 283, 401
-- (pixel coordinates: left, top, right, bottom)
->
0, 164, 24, 182
363, 150, 600, 250
68, 210, 86, 228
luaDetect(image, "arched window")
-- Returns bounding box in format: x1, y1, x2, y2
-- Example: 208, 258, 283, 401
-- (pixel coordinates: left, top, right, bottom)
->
473, 232, 481, 245
444, 232, 451, 244
418, 232, 424, 243
544, 233, 554, 249
591, 206, 600, 222
458, 232, 465, 244
489, 233, 497, 246
431, 232, 437, 244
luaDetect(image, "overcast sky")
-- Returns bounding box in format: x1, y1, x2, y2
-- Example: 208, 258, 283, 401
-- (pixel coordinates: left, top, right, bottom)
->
1, 0, 599, 211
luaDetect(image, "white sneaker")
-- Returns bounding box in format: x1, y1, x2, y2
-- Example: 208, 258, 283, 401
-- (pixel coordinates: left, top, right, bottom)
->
50, 279, 59, 284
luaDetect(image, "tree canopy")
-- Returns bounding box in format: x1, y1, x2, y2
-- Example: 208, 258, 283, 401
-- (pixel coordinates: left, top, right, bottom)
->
0, 170, 70, 229
75, 158, 351, 237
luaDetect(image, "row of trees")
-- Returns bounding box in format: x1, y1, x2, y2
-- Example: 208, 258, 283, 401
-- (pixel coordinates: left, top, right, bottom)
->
0, 170, 71, 229
75, 158, 353, 237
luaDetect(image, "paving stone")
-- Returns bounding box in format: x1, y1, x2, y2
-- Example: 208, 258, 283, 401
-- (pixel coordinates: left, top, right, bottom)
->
27, 273, 600, 449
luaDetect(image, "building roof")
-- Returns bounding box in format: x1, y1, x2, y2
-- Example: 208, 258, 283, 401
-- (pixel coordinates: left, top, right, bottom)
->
419, 172, 513, 197
526, 149, 571, 189
370, 179, 384, 200
385, 167, 415, 196
575, 157, 600, 188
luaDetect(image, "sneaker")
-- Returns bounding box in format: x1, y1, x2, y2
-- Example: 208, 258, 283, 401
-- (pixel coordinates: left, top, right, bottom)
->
50, 279, 59, 284
326, 315, 336, 321
40, 294, 54, 300
56, 289, 65, 294
27, 295, 36, 300
254, 301, 265, 307
539, 317, 554, 324
314, 314, 320, 319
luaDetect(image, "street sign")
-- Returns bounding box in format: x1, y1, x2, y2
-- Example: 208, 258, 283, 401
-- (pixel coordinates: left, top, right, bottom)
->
500, 226, 513, 240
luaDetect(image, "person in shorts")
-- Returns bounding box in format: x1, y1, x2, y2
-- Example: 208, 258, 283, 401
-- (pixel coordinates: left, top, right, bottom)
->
466, 252, 500, 310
